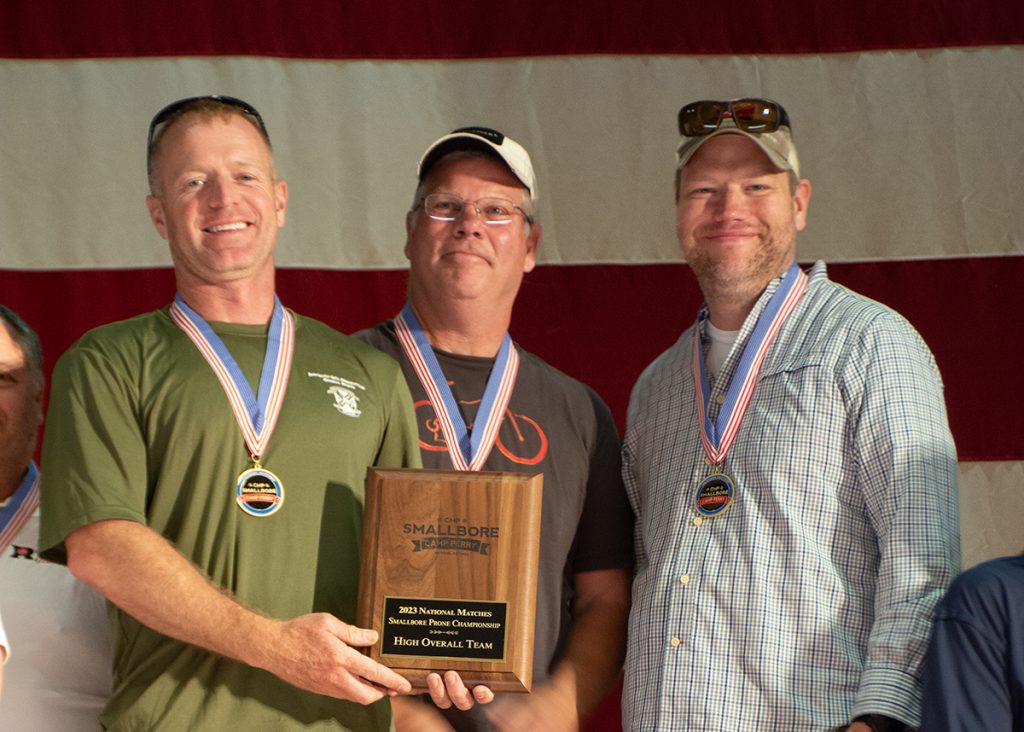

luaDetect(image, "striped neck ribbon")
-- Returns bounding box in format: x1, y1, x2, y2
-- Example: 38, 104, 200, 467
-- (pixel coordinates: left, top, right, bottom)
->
394, 303, 519, 471
0, 461, 39, 554
169, 294, 294, 462
693, 262, 809, 464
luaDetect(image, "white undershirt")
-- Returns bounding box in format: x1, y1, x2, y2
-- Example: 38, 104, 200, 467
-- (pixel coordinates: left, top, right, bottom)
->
705, 321, 740, 379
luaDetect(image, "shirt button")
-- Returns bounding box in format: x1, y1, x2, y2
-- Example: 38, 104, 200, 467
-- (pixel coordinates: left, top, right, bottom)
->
693, 516, 703, 528
679, 574, 690, 585
670, 637, 681, 647
715, 394, 725, 405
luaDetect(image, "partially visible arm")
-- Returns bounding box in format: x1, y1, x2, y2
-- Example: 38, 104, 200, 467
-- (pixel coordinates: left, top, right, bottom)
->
0, 605, 7, 700
920, 558, 1023, 732
391, 696, 456, 731
484, 567, 631, 732
847, 314, 959, 726
67, 518, 411, 703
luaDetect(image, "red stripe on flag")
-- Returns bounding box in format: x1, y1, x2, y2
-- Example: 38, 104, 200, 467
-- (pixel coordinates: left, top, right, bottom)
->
3, 256, 1021, 462
0, 1, 1020, 59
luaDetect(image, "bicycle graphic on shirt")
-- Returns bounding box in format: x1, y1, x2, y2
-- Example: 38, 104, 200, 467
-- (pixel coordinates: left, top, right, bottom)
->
413, 397, 549, 466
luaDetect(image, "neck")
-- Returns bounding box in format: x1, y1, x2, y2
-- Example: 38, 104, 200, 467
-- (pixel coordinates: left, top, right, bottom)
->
699, 262, 795, 330
705, 294, 759, 331
177, 276, 276, 324
408, 293, 510, 357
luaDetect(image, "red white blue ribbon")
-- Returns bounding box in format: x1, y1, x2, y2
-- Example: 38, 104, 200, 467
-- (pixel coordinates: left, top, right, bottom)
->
169, 295, 294, 461
394, 303, 519, 471
693, 263, 809, 464
0, 460, 39, 554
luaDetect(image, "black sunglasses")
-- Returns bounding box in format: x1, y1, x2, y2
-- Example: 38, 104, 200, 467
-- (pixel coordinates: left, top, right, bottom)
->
147, 95, 269, 151
678, 98, 791, 137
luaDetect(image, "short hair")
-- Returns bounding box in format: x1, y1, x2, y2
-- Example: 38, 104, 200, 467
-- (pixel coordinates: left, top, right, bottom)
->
0, 305, 43, 395
147, 98, 273, 195
410, 149, 538, 225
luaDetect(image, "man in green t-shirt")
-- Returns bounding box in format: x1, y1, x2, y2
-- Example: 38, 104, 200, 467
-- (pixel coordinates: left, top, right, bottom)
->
39, 97, 421, 731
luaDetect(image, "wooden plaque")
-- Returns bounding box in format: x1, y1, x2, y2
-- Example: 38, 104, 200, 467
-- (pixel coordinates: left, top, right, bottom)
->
357, 467, 543, 693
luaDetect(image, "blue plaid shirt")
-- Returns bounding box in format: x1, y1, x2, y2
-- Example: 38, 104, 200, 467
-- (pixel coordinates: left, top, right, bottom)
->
622, 262, 959, 731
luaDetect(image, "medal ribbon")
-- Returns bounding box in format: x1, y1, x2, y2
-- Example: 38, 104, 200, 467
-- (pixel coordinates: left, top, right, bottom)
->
169, 295, 294, 460
394, 303, 519, 471
0, 461, 39, 554
693, 263, 808, 464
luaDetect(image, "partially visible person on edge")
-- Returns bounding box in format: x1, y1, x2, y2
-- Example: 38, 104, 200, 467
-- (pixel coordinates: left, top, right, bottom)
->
0, 610, 7, 700
621, 98, 960, 731
0, 304, 112, 730
357, 126, 633, 731
921, 553, 1024, 731
38, 96, 422, 730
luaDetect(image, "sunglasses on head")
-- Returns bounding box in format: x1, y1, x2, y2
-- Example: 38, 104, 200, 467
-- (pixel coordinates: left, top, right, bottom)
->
147, 95, 269, 150
678, 98, 790, 137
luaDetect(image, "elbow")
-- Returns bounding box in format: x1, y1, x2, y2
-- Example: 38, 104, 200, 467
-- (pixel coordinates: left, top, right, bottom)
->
64, 520, 121, 590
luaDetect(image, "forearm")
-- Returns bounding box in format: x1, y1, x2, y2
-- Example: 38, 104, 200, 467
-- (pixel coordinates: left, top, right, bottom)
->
65, 518, 412, 703
391, 696, 455, 732
548, 568, 631, 719
66, 518, 277, 669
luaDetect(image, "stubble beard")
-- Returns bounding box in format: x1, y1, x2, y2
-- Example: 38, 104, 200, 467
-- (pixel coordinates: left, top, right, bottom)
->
686, 221, 797, 306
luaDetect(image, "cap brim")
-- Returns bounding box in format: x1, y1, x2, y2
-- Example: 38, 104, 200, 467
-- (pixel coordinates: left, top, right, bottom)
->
417, 131, 537, 199
676, 127, 799, 178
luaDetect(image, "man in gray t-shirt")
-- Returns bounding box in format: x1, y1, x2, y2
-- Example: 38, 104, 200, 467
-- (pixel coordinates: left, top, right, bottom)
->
357, 126, 633, 732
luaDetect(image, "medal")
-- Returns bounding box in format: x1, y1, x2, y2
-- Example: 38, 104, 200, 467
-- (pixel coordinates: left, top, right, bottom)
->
170, 295, 294, 516
691, 263, 808, 518
694, 470, 734, 517
394, 303, 519, 471
236, 462, 285, 517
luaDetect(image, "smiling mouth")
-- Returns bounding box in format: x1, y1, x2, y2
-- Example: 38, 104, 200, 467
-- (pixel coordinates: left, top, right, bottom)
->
204, 222, 249, 233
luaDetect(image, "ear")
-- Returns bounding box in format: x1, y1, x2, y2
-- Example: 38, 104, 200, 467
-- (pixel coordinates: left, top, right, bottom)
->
793, 178, 812, 232
274, 179, 288, 227
522, 222, 541, 273
145, 194, 170, 240
403, 209, 417, 261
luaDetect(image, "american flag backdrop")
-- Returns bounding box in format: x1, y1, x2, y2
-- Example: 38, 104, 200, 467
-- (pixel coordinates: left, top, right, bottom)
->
1, 2, 1022, 728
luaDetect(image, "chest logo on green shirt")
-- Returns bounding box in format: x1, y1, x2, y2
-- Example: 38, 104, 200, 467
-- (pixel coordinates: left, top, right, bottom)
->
308, 372, 366, 418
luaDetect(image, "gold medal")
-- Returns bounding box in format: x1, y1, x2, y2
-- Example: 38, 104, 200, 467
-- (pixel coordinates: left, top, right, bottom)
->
236, 457, 284, 517
694, 470, 734, 518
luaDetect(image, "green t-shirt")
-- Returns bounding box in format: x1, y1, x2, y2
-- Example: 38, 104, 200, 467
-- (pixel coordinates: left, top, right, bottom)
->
40, 308, 420, 731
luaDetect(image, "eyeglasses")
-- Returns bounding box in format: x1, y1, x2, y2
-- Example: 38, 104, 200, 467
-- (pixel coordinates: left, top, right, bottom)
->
418, 193, 532, 225
678, 98, 790, 137
147, 95, 270, 152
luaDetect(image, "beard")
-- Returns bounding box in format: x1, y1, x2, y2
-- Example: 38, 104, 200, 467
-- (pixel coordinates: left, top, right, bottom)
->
683, 219, 797, 306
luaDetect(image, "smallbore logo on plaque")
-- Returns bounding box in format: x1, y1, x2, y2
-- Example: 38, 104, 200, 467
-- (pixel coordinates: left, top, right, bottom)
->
402, 517, 499, 555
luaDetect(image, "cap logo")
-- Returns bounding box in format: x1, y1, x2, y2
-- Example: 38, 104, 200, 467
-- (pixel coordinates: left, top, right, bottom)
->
451, 126, 505, 145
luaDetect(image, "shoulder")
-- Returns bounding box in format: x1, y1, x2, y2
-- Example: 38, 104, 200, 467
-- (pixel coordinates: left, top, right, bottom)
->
69, 309, 171, 349
793, 263, 939, 373
941, 555, 1024, 614
514, 347, 614, 419
802, 263, 925, 342
350, 321, 400, 357
293, 315, 400, 370
54, 309, 173, 374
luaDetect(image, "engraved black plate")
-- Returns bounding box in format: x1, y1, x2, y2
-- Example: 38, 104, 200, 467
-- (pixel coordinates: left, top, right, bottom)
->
381, 597, 507, 661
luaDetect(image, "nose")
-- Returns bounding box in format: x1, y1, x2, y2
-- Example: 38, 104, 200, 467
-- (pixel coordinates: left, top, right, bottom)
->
453, 203, 485, 236
712, 186, 745, 221
203, 177, 236, 208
